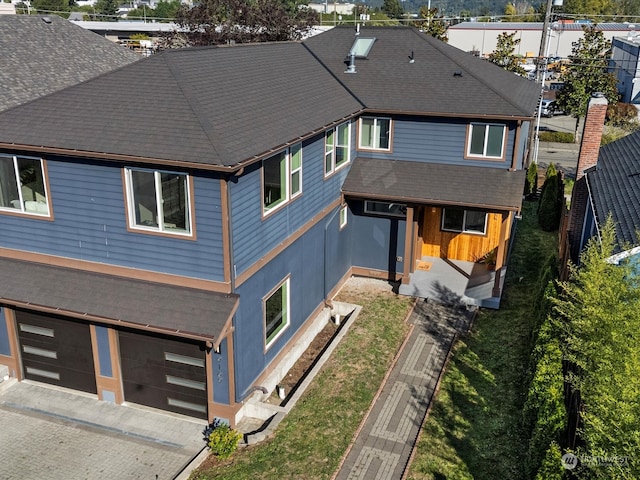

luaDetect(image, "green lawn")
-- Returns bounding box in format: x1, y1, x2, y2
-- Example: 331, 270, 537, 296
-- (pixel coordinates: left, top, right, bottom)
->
191, 286, 414, 479
192, 200, 556, 480
406, 200, 558, 480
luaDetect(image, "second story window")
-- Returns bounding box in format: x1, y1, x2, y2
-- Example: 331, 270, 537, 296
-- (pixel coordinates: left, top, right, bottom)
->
263, 143, 302, 216
0, 154, 51, 217
124, 168, 192, 236
325, 122, 350, 175
358, 117, 391, 151
466, 123, 506, 159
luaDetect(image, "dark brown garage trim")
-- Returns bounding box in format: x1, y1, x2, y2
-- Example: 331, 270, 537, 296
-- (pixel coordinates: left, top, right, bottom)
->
0, 257, 239, 348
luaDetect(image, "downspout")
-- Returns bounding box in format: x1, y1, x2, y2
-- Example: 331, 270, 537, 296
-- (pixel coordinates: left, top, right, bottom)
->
226, 175, 237, 292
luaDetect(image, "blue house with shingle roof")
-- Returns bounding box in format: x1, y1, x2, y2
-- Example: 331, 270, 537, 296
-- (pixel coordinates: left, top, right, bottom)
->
0, 25, 539, 426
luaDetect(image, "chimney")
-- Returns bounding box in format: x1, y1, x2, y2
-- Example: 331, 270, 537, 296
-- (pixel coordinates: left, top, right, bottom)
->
575, 92, 608, 180
565, 92, 608, 264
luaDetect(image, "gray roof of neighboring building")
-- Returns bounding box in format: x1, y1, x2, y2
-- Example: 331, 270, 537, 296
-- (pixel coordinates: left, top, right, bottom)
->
0, 26, 539, 169
586, 130, 640, 249
0, 41, 364, 168
0, 257, 239, 343
342, 157, 526, 210
303, 26, 540, 118
0, 14, 140, 112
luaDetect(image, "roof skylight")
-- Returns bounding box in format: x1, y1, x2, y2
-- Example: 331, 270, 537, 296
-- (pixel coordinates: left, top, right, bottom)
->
349, 37, 376, 58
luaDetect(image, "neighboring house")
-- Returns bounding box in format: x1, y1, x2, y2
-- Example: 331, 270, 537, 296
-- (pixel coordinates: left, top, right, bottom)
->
566, 94, 640, 272
448, 21, 635, 59
611, 35, 640, 106
0, 26, 539, 427
0, 15, 140, 113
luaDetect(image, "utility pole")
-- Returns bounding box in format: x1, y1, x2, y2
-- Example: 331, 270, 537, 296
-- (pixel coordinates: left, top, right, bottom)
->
536, 0, 554, 83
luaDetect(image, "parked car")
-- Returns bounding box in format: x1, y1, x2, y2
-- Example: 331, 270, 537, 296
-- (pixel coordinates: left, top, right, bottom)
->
540, 99, 563, 117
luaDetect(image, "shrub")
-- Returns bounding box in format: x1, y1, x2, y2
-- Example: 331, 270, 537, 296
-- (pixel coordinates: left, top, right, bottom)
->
534, 441, 565, 480
525, 162, 538, 197
538, 163, 563, 231
539, 131, 574, 143
204, 420, 243, 459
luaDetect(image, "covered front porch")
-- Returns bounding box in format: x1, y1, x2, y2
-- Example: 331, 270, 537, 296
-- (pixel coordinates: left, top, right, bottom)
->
398, 256, 506, 309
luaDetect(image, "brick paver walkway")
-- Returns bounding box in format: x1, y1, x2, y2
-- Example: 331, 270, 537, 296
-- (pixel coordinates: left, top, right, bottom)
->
334, 299, 473, 480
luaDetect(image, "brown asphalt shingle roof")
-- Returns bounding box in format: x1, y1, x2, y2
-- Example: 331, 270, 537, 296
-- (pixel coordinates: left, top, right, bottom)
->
0, 257, 239, 343
342, 157, 526, 210
0, 14, 140, 113
0, 27, 539, 169
303, 26, 540, 118
0, 42, 363, 168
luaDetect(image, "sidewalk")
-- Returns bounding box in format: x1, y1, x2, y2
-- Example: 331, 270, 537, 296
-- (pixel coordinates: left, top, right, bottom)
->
333, 299, 474, 480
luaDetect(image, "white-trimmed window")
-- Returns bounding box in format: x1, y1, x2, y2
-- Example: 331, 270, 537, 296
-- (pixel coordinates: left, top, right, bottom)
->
466, 123, 506, 159
264, 278, 290, 348
325, 122, 350, 175
358, 117, 391, 151
0, 155, 50, 216
339, 205, 348, 229
124, 167, 192, 235
263, 143, 302, 215
442, 207, 487, 234
364, 201, 406, 218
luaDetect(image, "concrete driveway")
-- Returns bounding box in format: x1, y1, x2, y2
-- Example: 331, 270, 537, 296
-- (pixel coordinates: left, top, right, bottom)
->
0, 381, 206, 480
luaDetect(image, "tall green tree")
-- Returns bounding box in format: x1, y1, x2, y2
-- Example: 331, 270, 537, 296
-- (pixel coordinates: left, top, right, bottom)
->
504, 1, 535, 21
93, 0, 119, 20
31, 0, 70, 13
165, 0, 318, 47
382, 0, 403, 19
537, 163, 563, 232
561, 0, 615, 18
488, 31, 527, 75
553, 218, 640, 479
415, 6, 448, 42
555, 26, 618, 118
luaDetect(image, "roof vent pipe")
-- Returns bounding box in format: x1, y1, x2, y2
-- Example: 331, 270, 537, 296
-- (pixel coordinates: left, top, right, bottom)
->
356, 23, 360, 35
345, 53, 357, 74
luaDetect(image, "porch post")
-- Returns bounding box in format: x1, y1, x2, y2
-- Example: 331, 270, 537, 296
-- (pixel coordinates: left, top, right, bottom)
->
402, 206, 414, 284
492, 211, 510, 297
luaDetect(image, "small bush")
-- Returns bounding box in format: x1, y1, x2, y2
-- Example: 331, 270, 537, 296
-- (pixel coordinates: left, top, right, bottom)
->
539, 131, 574, 143
534, 442, 565, 480
204, 420, 243, 459
525, 162, 538, 197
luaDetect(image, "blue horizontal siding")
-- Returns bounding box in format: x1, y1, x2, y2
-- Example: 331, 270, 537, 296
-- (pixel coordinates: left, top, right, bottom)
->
349, 201, 406, 274
233, 213, 347, 399
360, 116, 517, 169
231, 130, 350, 276
0, 156, 225, 280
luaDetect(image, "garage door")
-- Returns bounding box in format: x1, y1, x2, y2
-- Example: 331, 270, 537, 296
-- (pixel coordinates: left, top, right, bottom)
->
119, 330, 208, 419
16, 310, 97, 393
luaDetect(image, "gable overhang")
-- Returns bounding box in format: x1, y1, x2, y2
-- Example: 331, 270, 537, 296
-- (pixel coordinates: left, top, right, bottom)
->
342, 157, 525, 212
0, 257, 239, 348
